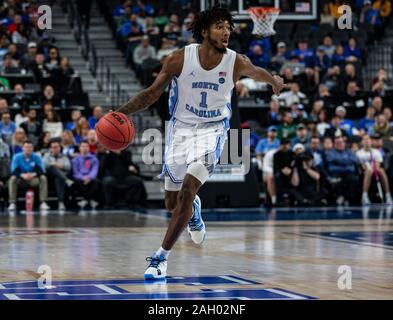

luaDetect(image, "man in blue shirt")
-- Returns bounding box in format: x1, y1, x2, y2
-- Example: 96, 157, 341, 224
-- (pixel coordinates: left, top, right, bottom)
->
8, 140, 49, 212
336, 106, 357, 136
0, 111, 16, 145
325, 136, 360, 205
256, 126, 280, 156
291, 39, 315, 67
358, 106, 376, 135
88, 105, 103, 129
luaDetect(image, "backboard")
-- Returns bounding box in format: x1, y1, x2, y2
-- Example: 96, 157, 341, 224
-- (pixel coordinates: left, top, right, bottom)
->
201, 0, 318, 21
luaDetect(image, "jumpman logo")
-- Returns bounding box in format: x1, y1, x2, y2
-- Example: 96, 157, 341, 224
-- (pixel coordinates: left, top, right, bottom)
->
189, 71, 196, 77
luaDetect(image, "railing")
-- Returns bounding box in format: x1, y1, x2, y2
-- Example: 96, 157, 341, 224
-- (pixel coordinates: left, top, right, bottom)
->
364, 46, 393, 89
65, 0, 130, 108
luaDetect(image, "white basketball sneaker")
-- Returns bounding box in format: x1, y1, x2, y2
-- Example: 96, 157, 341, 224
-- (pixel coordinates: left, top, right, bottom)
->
187, 195, 206, 244
144, 256, 167, 280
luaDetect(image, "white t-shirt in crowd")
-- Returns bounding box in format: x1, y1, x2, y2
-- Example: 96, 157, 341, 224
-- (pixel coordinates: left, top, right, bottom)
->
356, 148, 383, 169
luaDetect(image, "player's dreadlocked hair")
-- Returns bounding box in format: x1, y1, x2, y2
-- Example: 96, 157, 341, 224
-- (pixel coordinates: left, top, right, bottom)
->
189, 6, 234, 43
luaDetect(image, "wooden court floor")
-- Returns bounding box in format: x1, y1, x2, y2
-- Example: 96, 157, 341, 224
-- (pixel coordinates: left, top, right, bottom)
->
0, 206, 392, 300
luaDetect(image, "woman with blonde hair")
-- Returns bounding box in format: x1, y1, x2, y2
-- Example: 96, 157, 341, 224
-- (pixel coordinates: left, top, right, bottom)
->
371, 114, 393, 139
10, 127, 27, 156
61, 130, 77, 158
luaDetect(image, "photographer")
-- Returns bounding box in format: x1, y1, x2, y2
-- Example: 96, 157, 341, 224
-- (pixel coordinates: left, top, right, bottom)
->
291, 151, 328, 206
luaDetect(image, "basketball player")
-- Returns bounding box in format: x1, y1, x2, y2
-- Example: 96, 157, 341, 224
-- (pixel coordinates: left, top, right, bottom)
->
116, 6, 286, 279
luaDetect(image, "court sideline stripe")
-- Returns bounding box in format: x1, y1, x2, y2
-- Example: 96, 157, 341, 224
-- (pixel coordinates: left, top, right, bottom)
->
265, 288, 308, 300
95, 284, 122, 294
219, 275, 254, 285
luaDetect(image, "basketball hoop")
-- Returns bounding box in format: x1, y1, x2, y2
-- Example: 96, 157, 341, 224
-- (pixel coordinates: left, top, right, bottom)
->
247, 7, 280, 37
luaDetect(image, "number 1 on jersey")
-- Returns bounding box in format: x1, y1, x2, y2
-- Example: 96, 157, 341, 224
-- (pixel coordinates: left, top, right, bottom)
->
199, 92, 208, 109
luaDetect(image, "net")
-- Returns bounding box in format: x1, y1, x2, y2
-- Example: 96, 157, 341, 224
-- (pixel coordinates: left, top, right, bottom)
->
247, 7, 280, 37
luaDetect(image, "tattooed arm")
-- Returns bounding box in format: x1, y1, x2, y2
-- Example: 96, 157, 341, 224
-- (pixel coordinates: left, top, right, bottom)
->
116, 48, 184, 115
233, 53, 286, 96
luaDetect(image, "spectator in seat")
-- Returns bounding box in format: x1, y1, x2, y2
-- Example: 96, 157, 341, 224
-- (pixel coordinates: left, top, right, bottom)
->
273, 82, 306, 107
359, 106, 377, 135
371, 68, 392, 96
277, 111, 297, 140
0, 111, 16, 145
71, 141, 100, 210
325, 136, 360, 205
292, 123, 311, 147
324, 114, 348, 140
65, 109, 82, 131
145, 16, 160, 36
10, 84, 31, 109
20, 42, 37, 69
40, 85, 61, 107
343, 37, 362, 62
271, 42, 289, 73
308, 136, 323, 168
383, 107, 393, 127
8, 140, 49, 212
247, 44, 270, 69
29, 53, 51, 82
164, 14, 181, 37
43, 110, 63, 138
371, 96, 384, 115
322, 65, 341, 93
373, 0, 392, 32
0, 98, 8, 115
335, 106, 358, 137
290, 39, 315, 67
45, 46, 60, 71
14, 106, 28, 127
320, 3, 336, 26
314, 46, 331, 84
20, 108, 42, 147
320, 36, 336, 59
87, 129, 98, 154
61, 130, 78, 158
309, 100, 324, 123
293, 103, 309, 123
58, 56, 75, 78
361, 0, 383, 41
342, 63, 363, 90
43, 140, 74, 211
10, 127, 26, 156
291, 150, 327, 206
267, 99, 281, 125
7, 44, 20, 65
356, 134, 393, 205
72, 116, 90, 145
88, 105, 103, 129
36, 131, 52, 155
316, 109, 330, 137
344, 81, 361, 101
273, 139, 294, 204
133, 35, 157, 75
331, 45, 346, 68
370, 113, 393, 139
256, 126, 280, 158
99, 149, 147, 209
0, 54, 20, 74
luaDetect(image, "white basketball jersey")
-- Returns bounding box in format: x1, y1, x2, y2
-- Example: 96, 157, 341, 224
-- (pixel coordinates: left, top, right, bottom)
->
168, 44, 237, 125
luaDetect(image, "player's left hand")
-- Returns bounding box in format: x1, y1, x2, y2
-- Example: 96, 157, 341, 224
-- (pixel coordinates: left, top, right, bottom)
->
272, 75, 286, 96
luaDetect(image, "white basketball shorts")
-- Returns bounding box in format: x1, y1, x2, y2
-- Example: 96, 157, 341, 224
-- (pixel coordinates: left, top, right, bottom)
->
159, 117, 229, 191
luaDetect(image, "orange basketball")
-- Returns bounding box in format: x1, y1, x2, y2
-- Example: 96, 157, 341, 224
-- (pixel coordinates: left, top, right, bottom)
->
96, 111, 135, 151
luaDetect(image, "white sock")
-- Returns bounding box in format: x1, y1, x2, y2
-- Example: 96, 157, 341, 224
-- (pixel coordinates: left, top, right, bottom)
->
362, 192, 368, 198
386, 192, 391, 198
271, 196, 277, 205
154, 247, 170, 259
